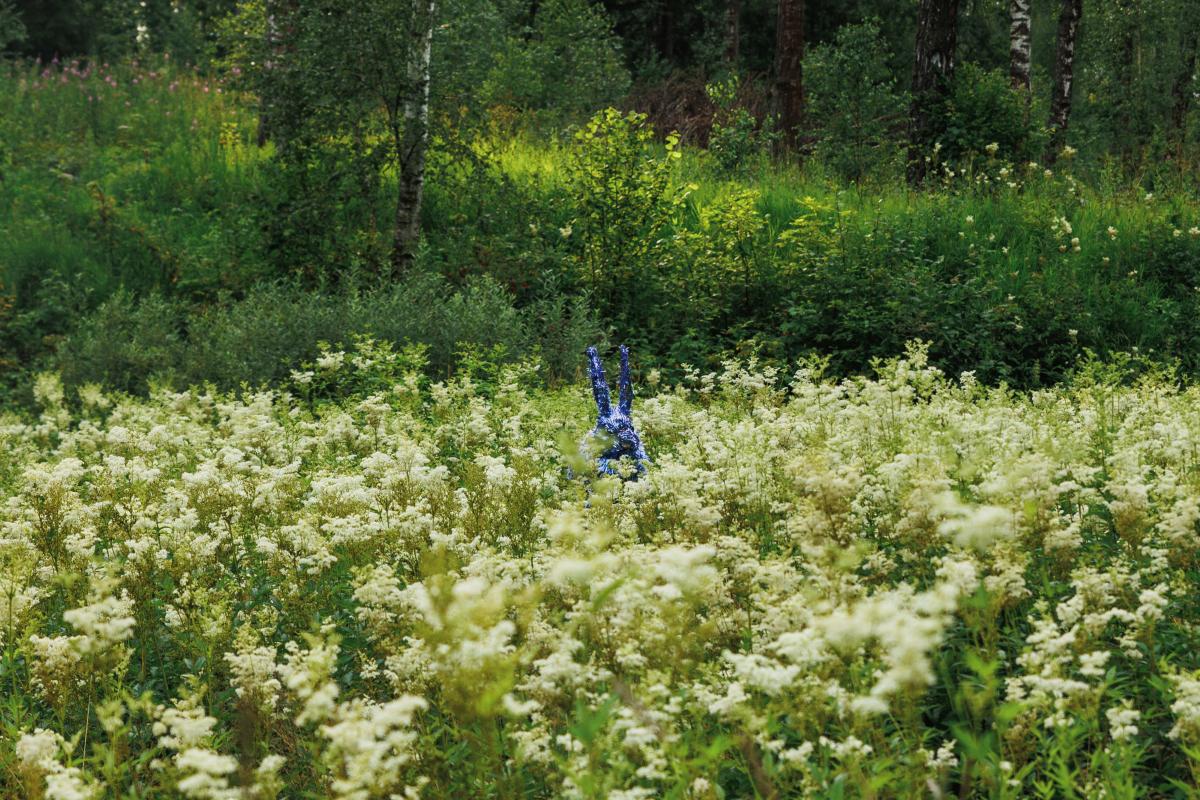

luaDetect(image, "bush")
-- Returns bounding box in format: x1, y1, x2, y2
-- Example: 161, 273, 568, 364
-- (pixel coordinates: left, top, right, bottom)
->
57, 290, 184, 395
705, 77, 772, 174
806, 20, 907, 182
564, 108, 682, 325
178, 276, 533, 389
938, 63, 1046, 168
520, 289, 605, 382
356, 273, 529, 376
55, 274, 603, 396
179, 282, 355, 390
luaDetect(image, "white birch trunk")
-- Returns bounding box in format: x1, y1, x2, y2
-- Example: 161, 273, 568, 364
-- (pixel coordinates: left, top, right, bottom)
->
1045, 0, 1082, 165
1008, 0, 1031, 96
392, 0, 436, 271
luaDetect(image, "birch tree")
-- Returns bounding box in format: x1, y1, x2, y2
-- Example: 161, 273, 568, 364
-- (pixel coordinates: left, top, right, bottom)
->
284, 0, 439, 272
1044, 0, 1083, 165
907, 0, 960, 185
393, 0, 436, 270
1008, 0, 1031, 99
232, 0, 442, 274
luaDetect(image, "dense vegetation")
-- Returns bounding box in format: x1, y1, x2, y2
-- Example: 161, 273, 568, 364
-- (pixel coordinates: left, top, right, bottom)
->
1, 56, 1198, 405
6, 347, 1200, 798
2, 0, 1200, 797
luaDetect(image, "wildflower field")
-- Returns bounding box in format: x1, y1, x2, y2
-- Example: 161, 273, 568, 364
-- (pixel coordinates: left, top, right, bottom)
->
5, 1, 1200, 796
4, 341, 1200, 798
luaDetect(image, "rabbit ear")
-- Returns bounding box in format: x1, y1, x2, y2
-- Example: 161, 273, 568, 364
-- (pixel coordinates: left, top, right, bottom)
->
618, 345, 633, 415
586, 346, 612, 417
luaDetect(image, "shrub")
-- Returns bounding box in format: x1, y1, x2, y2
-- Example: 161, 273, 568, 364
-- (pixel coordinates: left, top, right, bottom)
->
180, 282, 355, 390
938, 63, 1046, 168
57, 290, 184, 395
357, 273, 529, 376
564, 108, 682, 325
55, 274, 601, 396
177, 276, 532, 389
806, 20, 907, 182
705, 77, 772, 174
520, 289, 605, 382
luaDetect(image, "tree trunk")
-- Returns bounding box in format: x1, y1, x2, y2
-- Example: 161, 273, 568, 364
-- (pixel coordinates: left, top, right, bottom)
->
392, 0, 436, 272
1115, 5, 1136, 167
1044, 0, 1083, 166
1008, 0, 1031, 97
773, 0, 804, 153
524, 0, 539, 41
1170, 24, 1197, 152
907, 0, 960, 185
724, 0, 741, 68
257, 0, 285, 148
657, 0, 676, 64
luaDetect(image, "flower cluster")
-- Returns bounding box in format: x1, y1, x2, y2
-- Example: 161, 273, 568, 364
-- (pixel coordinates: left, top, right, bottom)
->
2, 345, 1200, 796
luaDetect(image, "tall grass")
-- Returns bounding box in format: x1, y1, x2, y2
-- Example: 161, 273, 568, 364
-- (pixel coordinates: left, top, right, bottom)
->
0, 57, 267, 303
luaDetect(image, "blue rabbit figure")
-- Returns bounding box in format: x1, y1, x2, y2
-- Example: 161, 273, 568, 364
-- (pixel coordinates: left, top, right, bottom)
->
583, 344, 649, 479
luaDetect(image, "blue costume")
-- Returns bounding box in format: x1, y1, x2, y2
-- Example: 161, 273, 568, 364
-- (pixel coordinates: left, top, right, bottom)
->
583, 345, 649, 479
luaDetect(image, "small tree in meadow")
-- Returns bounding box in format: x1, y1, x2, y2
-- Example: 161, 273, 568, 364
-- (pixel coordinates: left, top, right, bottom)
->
806, 20, 907, 181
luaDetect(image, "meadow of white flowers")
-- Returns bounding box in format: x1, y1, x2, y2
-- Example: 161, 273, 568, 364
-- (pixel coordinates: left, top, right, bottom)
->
3, 340, 1200, 798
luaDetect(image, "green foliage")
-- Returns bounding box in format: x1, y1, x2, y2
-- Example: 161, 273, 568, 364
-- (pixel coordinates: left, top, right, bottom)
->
938, 63, 1045, 168
0, 0, 25, 52
805, 20, 907, 182
564, 108, 682, 325
476, 0, 630, 121
4, 50, 1200, 409
57, 290, 184, 395
9, 0, 231, 62
520, 289, 605, 381
705, 76, 772, 174
659, 186, 772, 352
1071, 0, 1199, 173
55, 275, 600, 396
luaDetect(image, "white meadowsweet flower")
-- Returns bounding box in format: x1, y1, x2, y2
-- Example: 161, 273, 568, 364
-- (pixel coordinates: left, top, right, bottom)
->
1106, 702, 1140, 742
